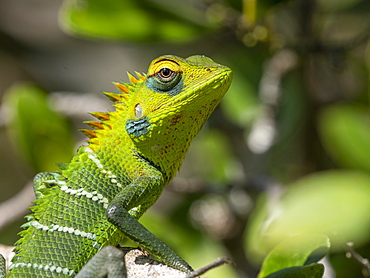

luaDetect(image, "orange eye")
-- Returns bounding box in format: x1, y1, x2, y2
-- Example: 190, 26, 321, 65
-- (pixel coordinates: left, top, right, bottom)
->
157, 67, 175, 82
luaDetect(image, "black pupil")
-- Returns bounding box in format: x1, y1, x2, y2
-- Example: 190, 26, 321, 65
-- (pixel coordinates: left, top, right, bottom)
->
160, 68, 172, 77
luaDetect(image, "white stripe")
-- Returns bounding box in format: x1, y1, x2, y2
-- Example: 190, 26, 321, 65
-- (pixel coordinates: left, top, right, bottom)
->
60, 185, 109, 209
84, 147, 123, 188
30, 221, 97, 241
9, 262, 75, 276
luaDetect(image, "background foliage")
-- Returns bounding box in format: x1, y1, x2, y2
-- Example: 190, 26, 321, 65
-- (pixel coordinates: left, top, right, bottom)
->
0, 0, 369, 277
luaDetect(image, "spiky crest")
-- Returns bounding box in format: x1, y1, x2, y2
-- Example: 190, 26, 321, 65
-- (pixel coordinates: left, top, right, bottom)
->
114, 82, 129, 94
90, 112, 110, 121
134, 71, 146, 81
84, 121, 104, 130
103, 92, 123, 103
81, 72, 145, 147
127, 72, 142, 83
80, 129, 97, 139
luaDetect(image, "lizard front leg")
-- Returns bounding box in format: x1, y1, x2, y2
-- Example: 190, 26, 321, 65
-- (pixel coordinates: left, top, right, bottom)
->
76, 172, 192, 278
106, 174, 193, 274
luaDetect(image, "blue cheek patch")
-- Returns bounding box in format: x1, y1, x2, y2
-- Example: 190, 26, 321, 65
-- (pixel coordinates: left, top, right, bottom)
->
126, 117, 150, 137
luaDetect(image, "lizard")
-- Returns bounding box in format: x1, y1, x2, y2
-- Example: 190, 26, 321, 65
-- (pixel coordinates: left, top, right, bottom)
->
0, 55, 232, 277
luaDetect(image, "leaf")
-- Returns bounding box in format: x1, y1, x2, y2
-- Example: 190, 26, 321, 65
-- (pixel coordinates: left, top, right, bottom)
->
59, 0, 216, 42
318, 104, 370, 172
3, 82, 74, 172
246, 171, 370, 259
264, 264, 324, 278
258, 234, 329, 278
184, 129, 234, 183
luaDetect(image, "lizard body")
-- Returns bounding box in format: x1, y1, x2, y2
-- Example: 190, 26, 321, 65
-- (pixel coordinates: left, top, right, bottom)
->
2, 55, 232, 277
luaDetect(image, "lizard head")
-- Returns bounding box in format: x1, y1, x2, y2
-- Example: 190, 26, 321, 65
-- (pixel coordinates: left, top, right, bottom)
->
136, 55, 232, 120
84, 55, 232, 178
124, 55, 232, 136
125, 55, 233, 177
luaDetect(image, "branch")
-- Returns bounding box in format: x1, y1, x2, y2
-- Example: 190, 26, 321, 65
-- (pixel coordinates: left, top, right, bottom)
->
0, 246, 232, 278
346, 242, 370, 277
125, 248, 233, 278
186, 257, 234, 278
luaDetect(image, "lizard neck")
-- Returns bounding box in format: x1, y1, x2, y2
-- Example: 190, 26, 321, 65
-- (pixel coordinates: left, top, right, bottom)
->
83, 102, 216, 183
128, 100, 221, 180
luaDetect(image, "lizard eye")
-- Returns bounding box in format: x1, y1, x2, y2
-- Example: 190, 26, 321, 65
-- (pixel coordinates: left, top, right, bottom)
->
146, 59, 183, 94
156, 67, 176, 82
158, 68, 173, 80
148, 67, 182, 92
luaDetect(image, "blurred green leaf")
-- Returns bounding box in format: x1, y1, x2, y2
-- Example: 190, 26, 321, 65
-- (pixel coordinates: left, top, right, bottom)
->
318, 104, 370, 172
264, 264, 324, 278
3, 83, 74, 172
246, 171, 370, 259
221, 66, 260, 127
185, 129, 234, 183
221, 50, 266, 127
258, 234, 329, 277
60, 0, 216, 42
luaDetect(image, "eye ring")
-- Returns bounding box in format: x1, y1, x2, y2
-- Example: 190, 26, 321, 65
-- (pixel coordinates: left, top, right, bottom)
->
156, 68, 176, 82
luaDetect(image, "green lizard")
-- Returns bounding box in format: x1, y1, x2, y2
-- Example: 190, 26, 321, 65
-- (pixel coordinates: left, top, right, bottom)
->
0, 55, 232, 277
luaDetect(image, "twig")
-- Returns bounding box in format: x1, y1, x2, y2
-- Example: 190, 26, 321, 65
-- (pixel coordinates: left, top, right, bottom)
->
346, 242, 370, 277
185, 257, 234, 278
